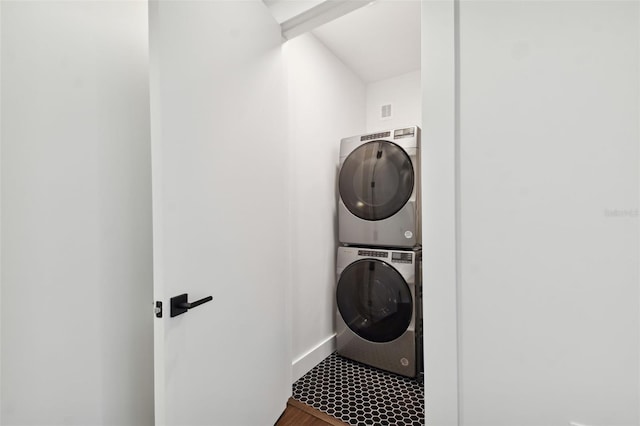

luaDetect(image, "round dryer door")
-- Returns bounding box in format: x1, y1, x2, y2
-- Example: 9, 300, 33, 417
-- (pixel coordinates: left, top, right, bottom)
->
337, 259, 413, 343
339, 140, 414, 221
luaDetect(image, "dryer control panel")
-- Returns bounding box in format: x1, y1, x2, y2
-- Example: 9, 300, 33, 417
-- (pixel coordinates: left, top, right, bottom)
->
391, 252, 413, 264
394, 127, 416, 139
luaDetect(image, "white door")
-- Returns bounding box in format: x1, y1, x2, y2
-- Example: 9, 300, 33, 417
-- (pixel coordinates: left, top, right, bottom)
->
149, 1, 291, 425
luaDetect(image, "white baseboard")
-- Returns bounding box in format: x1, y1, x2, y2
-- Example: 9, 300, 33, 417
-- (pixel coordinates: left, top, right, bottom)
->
291, 334, 336, 383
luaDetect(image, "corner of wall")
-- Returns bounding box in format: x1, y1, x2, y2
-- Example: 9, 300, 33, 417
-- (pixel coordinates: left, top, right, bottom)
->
291, 334, 336, 383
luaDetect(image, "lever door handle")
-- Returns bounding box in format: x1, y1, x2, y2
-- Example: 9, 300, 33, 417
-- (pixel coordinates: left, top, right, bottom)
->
170, 293, 213, 317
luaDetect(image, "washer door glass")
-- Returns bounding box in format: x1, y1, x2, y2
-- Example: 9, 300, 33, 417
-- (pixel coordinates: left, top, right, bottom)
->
339, 140, 414, 221
337, 259, 413, 343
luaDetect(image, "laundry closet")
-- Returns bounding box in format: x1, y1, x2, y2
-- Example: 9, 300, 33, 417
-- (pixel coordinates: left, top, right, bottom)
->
281, 0, 422, 377
279, 1, 424, 424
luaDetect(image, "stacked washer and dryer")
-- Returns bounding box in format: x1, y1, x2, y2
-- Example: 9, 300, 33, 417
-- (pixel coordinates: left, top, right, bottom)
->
335, 126, 422, 378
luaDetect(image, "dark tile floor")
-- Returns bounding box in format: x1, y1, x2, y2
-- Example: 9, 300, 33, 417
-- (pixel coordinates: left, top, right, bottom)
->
292, 353, 424, 426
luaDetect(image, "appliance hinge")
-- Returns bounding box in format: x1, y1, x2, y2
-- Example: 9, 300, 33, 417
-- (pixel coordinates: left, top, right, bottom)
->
155, 301, 163, 318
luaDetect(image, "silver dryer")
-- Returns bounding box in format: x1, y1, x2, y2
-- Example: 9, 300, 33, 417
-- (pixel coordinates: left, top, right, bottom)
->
338, 126, 421, 248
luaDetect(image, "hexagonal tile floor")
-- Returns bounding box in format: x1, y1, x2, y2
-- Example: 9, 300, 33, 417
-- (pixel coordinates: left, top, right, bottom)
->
292, 352, 424, 426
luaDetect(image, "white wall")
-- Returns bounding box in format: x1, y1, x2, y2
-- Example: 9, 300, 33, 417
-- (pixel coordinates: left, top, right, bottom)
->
284, 33, 366, 381
1, 2, 154, 425
366, 69, 421, 133
458, 2, 639, 426
421, 0, 459, 424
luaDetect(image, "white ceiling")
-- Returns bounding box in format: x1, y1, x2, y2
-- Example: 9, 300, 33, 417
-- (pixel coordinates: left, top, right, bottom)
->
264, 0, 421, 83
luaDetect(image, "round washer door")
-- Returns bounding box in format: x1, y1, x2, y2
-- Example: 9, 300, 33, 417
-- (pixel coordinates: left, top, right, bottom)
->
339, 140, 414, 221
336, 259, 413, 343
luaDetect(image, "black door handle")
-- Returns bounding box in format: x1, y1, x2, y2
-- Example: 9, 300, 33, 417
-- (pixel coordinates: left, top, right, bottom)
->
170, 293, 213, 317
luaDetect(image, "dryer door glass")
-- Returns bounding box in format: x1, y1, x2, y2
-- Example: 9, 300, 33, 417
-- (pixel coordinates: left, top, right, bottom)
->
337, 259, 413, 343
339, 140, 414, 221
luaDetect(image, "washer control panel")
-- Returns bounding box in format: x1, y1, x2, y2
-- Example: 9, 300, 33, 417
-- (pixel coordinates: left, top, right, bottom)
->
391, 252, 413, 264
357, 250, 388, 258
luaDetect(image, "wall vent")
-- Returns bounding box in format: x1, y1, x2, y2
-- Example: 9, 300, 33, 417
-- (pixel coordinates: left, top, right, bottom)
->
380, 103, 392, 120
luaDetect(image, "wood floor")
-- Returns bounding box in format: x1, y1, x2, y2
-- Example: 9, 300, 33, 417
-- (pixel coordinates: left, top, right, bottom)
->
275, 398, 349, 426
